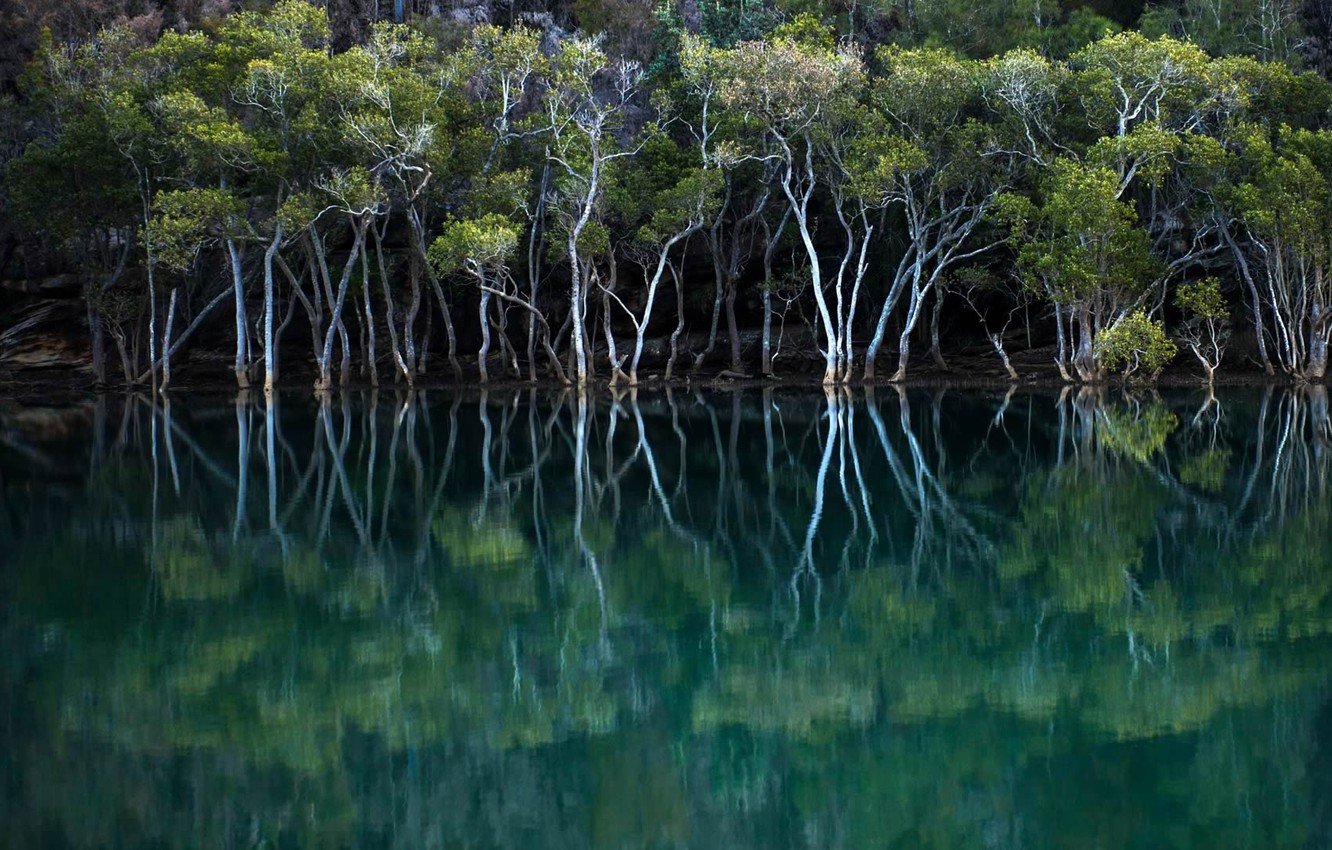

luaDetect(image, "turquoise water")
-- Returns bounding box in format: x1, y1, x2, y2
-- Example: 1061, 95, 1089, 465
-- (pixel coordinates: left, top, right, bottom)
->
2, 387, 1331, 848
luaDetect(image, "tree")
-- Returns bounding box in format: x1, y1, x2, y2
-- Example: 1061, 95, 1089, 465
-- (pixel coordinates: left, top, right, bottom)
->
604, 131, 722, 384
428, 214, 522, 382
540, 37, 645, 387
1230, 126, 1332, 379
715, 27, 864, 385
1000, 159, 1163, 380
1094, 308, 1178, 380
859, 46, 1011, 381
1175, 277, 1231, 383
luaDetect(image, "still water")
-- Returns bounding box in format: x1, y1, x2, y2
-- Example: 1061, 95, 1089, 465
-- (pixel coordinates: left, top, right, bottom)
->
1, 386, 1331, 848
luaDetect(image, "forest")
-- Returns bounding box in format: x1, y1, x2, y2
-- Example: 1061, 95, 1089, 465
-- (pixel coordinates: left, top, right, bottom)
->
3, 0, 1332, 390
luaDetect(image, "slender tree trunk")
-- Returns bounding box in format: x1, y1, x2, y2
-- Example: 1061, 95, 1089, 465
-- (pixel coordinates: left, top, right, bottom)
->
891, 283, 931, 383
88, 304, 107, 386
667, 263, 686, 381
262, 221, 284, 395
761, 286, 774, 377
418, 301, 432, 375
496, 303, 520, 376
725, 277, 743, 372
147, 253, 157, 392
694, 264, 724, 372
629, 232, 691, 384
526, 160, 550, 382
403, 253, 420, 381
371, 222, 410, 384
228, 237, 250, 389
1053, 301, 1073, 382
990, 333, 1017, 381
361, 246, 379, 388
781, 143, 838, 386
1222, 221, 1274, 375
929, 288, 947, 370
315, 219, 368, 392
110, 325, 134, 385
1307, 316, 1328, 380
407, 205, 461, 378
477, 279, 492, 383
161, 288, 178, 392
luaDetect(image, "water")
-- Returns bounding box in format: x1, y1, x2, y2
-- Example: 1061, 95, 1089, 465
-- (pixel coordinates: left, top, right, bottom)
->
2, 386, 1331, 849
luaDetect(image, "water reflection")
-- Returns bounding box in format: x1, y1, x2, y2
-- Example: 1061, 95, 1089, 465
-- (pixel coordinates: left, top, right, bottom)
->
1, 386, 1331, 848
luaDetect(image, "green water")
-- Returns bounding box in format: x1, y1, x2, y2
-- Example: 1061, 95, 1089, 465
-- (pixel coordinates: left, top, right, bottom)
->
2, 387, 1331, 848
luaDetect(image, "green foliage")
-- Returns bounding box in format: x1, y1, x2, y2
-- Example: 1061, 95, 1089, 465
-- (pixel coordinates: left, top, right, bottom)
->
1176, 277, 1228, 321
1013, 159, 1161, 309
1097, 400, 1179, 460
1094, 310, 1178, 380
428, 213, 521, 278
1180, 448, 1232, 492
6, 0, 1332, 388
150, 188, 245, 271
770, 13, 837, 50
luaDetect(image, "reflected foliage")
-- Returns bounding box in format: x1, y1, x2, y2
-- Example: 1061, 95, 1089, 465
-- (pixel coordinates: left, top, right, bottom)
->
1, 386, 1331, 847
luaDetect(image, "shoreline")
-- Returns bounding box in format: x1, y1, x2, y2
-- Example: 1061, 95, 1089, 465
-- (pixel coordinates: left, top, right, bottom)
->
1, 359, 1326, 406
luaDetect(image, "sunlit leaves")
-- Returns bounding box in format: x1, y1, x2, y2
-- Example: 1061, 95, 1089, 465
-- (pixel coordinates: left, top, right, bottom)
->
428, 213, 522, 278
149, 187, 245, 270
1094, 310, 1178, 380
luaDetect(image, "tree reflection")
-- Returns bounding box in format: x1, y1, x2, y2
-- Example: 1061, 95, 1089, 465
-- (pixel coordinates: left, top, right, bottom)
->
1, 386, 1331, 847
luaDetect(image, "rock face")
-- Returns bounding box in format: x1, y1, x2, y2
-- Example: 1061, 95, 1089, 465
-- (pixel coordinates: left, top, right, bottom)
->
1307, 0, 1332, 78
0, 299, 92, 374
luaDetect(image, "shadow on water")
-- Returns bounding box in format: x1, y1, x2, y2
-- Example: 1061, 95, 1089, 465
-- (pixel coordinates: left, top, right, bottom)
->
1, 385, 1331, 848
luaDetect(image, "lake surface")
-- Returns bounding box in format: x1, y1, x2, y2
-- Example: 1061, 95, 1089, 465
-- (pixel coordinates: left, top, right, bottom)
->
2, 386, 1331, 848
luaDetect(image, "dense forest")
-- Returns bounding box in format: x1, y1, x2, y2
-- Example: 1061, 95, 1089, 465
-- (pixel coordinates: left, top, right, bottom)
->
3, 0, 1332, 389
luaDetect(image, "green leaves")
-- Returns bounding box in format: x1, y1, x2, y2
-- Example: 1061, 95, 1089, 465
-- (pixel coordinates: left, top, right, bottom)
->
1232, 128, 1331, 265
1014, 158, 1161, 304
149, 188, 245, 271
1176, 277, 1228, 322
713, 36, 862, 134
844, 132, 928, 202
157, 90, 256, 172
317, 166, 386, 216
873, 45, 979, 137
1094, 310, 1178, 380
428, 214, 522, 278
1070, 32, 1212, 135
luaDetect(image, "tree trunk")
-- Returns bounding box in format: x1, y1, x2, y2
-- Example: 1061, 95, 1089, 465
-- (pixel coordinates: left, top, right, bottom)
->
1307, 325, 1328, 380
1073, 308, 1098, 382
372, 223, 410, 384
990, 333, 1017, 381
666, 263, 686, 381
403, 253, 420, 382
88, 304, 107, 386
361, 247, 379, 387
890, 284, 930, 383
228, 237, 251, 390
568, 240, 588, 386
929, 289, 947, 370
262, 221, 283, 395
315, 219, 367, 392
477, 281, 492, 383
761, 287, 773, 377
725, 276, 742, 372
161, 288, 178, 392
